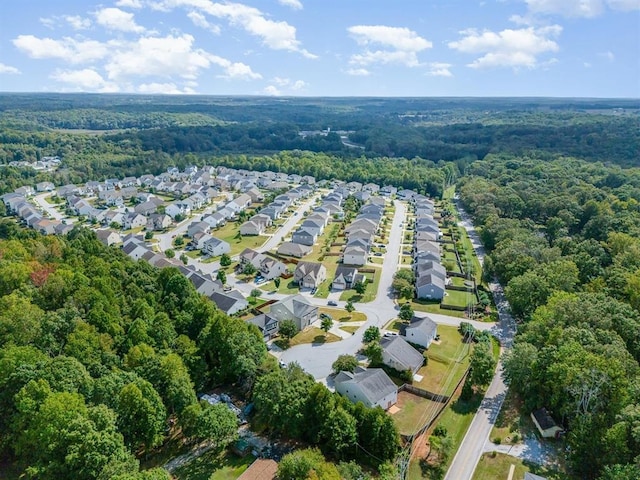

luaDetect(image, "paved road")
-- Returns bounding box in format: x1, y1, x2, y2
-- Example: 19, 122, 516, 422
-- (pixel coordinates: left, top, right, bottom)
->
33, 192, 67, 221
257, 192, 321, 253
444, 201, 517, 480
279, 200, 499, 381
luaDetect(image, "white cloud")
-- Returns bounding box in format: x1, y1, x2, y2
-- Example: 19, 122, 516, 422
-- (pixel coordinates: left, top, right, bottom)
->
0, 63, 21, 74
426, 62, 453, 77
116, 0, 144, 8
523, 0, 639, 17
65, 15, 92, 30
348, 25, 432, 52
137, 82, 194, 94
345, 68, 371, 76
39, 15, 91, 30
267, 76, 305, 91
278, 0, 303, 9
95, 7, 146, 33
50, 68, 120, 92
105, 34, 210, 80
448, 25, 561, 69
263, 85, 281, 96
152, 0, 316, 57
347, 25, 432, 69
103, 33, 260, 81
13, 35, 110, 64
291, 80, 306, 90
187, 11, 221, 33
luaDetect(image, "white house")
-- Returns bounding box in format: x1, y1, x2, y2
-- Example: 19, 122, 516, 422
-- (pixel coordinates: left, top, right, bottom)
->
334, 367, 397, 410
403, 316, 438, 349
342, 245, 367, 266
203, 237, 230, 257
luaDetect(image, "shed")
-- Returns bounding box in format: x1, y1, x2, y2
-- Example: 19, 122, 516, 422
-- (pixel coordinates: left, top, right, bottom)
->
531, 408, 563, 438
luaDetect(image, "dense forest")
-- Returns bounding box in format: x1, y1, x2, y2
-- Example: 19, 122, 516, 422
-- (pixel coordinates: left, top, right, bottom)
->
459, 156, 640, 479
0, 225, 399, 478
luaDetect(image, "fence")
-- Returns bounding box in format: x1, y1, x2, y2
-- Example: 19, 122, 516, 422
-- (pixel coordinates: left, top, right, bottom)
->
398, 366, 471, 443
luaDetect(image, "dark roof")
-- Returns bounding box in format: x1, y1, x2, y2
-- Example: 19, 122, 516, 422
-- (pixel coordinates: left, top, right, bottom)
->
532, 408, 558, 430
380, 336, 424, 371
210, 291, 243, 313
335, 367, 397, 405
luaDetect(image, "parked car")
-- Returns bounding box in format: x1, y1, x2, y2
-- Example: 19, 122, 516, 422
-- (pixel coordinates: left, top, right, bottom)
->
384, 332, 398, 337
311, 287, 317, 294
328, 300, 338, 306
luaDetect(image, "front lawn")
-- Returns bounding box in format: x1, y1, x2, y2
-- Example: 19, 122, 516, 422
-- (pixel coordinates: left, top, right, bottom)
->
338, 268, 380, 303
289, 327, 341, 347
318, 307, 366, 323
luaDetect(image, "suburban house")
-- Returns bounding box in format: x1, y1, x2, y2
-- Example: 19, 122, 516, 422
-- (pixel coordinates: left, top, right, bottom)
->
210, 290, 248, 315
332, 265, 360, 291
277, 241, 312, 258
202, 212, 226, 229
239, 248, 286, 280
294, 261, 327, 289
300, 218, 325, 237
203, 237, 230, 257
291, 227, 317, 246
334, 366, 398, 409
36, 181, 55, 192
246, 314, 280, 340
96, 229, 121, 247
415, 274, 446, 300
146, 213, 172, 231
342, 245, 368, 266
240, 214, 270, 236
403, 316, 438, 348
380, 336, 424, 376
269, 294, 318, 331
122, 212, 147, 230
187, 221, 210, 238
524, 473, 548, 480
531, 408, 563, 438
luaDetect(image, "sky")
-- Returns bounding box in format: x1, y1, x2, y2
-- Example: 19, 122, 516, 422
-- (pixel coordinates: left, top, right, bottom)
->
0, 0, 638, 97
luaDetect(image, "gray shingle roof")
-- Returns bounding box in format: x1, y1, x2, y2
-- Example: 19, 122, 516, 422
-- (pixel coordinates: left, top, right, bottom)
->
380, 336, 424, 371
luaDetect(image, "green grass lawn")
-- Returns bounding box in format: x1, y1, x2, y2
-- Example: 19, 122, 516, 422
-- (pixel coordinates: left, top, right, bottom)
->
415, 325, 472, 396
289, 327, 341, 346
392, 391, 442, 436
410, 299, 467, 319
472, 452, 571, 480
318, 307, 366, 323
340, 325, 359, 334
383, 319, 405, 332
174, 450, 255, 480
338, 268, 380, 303
442, 289, 476, 308
259, 279, 300, 295
212, 222, 268, 256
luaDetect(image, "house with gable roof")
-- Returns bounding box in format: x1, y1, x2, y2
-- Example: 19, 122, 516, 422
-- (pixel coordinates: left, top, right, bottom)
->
334, 367, 397, 409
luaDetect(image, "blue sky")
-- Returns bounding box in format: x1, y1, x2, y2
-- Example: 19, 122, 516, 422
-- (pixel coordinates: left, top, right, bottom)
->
0, 0, 638, 97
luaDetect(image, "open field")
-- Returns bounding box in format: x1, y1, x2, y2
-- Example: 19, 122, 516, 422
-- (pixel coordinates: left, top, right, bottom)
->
212, 222, 268, 256
174, 451, 255, 480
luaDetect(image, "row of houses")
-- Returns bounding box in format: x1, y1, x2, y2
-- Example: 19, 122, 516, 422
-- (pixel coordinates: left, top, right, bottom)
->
342, 196, 387, 266
121, 234, 250, 315
1, 192, 73, 236
411, 196, 447, 300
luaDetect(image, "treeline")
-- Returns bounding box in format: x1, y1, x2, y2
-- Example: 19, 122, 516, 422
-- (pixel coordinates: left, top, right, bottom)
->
0, 224, 400, 478
458, 156, 640, 479
0, 225, 266, 478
